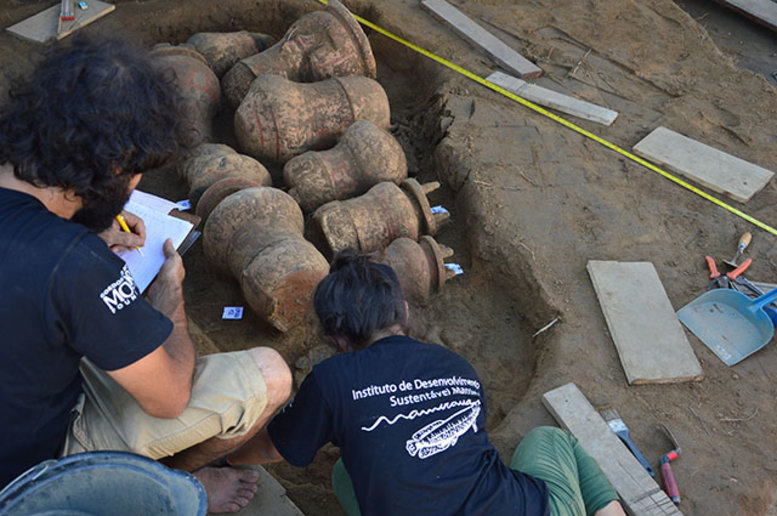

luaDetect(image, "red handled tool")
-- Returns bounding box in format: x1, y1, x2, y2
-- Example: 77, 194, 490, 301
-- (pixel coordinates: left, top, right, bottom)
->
660, 424, 681, 505
705, 256, 751, 291
727, 258, 752, 282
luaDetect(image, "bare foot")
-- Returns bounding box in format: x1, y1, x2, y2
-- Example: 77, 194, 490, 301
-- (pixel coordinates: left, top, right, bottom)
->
193, 466, 260, 514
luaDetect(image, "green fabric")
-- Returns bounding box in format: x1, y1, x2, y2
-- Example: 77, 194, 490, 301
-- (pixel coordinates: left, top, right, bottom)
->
332, 426, 618, 516
332, 457, 361, 516
510, 426, 618, 516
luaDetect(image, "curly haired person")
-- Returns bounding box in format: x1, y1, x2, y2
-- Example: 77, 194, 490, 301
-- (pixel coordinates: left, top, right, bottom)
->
0, 36, 291, 513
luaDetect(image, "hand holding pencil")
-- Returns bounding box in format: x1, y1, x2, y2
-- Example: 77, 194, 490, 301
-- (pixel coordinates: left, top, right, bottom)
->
98, 210, 146, 254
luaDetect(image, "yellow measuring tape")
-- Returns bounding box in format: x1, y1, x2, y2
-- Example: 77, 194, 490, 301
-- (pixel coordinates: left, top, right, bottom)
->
315, 0, 777, 236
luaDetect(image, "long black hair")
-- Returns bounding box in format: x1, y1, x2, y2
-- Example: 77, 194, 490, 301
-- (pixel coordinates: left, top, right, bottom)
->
313, 251, 407, 350
0, 34, 189, 199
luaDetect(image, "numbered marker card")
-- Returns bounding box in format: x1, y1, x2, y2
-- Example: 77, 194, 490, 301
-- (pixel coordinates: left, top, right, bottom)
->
222, 307, 244, 320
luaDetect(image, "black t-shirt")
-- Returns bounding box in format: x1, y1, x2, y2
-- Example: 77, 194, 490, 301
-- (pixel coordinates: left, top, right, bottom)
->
268, 335, 550, 516
0, 188, 172, 487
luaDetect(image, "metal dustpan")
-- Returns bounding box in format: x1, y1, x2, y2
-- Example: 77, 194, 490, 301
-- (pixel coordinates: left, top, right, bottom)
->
678, 287, 777, 365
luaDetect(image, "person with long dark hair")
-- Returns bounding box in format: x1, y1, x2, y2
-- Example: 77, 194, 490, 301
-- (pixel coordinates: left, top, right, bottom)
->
0, 35, 291, 513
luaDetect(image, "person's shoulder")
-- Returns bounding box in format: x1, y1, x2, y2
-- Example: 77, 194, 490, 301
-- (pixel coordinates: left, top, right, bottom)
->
59, 225, 119, 264
1, 188, 88, 242
3, 206, 91, 271
394, 336, 479, 374
54, 228, 127, 294
311, 351, 350, 377
389, 335, 468, 359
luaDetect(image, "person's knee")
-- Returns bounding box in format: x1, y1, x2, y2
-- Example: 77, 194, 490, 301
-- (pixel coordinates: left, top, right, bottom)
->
247, 347, 292, 410
513, 426, 573, 465
525, 426, 568, 443
533, 426, 567, 437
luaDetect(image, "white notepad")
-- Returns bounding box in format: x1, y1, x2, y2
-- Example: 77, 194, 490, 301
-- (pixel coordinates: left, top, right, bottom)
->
118, 191, 194, 293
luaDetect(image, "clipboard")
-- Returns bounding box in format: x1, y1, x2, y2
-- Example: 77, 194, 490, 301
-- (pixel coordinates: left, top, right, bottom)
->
118, 191, 201, 293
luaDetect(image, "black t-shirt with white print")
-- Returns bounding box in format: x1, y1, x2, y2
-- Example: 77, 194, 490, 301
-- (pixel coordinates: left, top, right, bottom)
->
268, 335, 550, 516
0, 188, 172, 487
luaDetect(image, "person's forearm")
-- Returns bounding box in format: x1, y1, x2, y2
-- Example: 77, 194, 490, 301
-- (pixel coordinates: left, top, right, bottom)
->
151, 275, 195, 401
148, 245, 195, 384
163, 306, 196, 386
227, 429, 285, 466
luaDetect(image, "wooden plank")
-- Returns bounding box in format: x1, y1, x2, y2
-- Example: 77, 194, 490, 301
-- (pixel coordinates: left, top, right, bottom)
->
542, 383, 683, 516
7, 1, 116, 44
487, 71, 618, 126
587, 261, 703, 384
715, 0, 777, 32
420, 0, 542, 78
238, 466, 306, 516
632, 126, 774, 203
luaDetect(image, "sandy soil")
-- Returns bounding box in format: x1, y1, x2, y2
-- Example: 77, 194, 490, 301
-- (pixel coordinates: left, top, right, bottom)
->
3, 0, 777, 514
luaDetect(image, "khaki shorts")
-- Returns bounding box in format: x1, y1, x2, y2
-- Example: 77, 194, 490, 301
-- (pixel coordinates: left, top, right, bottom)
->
62, 350, 268, 460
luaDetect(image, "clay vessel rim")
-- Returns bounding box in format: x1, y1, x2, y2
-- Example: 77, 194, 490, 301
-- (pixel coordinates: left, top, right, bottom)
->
419, 235, 447, 292
400, 178, 436, 235
150, 43, 210, 66
326, 0, 377, 79
196, 177, 264, 219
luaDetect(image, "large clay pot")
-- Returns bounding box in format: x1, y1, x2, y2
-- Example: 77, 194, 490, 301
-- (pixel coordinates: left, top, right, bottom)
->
284, 120, 407, 212
149, 43, 220, 143
183, 143, 271, 211
235, 75, 390, 164
312, 178, 449, 256
187, 31, 275, 77
196, 177, 265, 222
222, 0, 376, 108
203, 187, 328, 332
381, 236, 456, 304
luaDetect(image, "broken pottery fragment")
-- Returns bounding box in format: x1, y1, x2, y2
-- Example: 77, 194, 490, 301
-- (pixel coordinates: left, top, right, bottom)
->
203, 187, 328, 332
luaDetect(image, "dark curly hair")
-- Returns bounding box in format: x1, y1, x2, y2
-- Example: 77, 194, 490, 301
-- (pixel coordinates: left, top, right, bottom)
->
313, 251, 407, 350
0, 34, 189, 199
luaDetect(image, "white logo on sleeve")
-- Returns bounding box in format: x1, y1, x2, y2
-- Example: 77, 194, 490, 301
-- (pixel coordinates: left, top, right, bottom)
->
100, 265, 139, 314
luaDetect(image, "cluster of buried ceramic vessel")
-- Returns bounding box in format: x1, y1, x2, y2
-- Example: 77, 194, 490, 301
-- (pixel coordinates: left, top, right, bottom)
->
151, 0, 457, 332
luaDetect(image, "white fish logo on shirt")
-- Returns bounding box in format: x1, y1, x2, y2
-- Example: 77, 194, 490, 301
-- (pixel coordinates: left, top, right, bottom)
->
405, 403, 481, 459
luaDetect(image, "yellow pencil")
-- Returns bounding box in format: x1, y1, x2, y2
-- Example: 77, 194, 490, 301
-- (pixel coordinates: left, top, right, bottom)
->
116, 214, 144, 256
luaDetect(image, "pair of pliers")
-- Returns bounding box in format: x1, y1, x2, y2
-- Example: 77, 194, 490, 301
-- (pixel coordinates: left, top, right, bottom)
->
705, 255, 752, 290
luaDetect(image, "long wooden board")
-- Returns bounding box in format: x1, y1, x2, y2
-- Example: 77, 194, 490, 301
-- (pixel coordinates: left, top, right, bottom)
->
542, 383, 683, 516
420, 0, 542, 78
632, 126, 774, 203
487, 71, 618, 126
249, 466, 306, 516
587, 261, 703, 384
7, 1, 116, 44
715, 0, 777, 32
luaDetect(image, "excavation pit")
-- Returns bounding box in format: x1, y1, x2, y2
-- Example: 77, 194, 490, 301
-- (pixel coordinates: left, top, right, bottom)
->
119, 2, 544, 512
4, 0, 776, 514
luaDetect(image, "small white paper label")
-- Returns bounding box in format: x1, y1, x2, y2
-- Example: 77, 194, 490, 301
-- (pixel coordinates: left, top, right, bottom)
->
175, 199, 192, 211
222, 306, 244, 320
445, 263, 464, 276
431, 205, 449, 215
